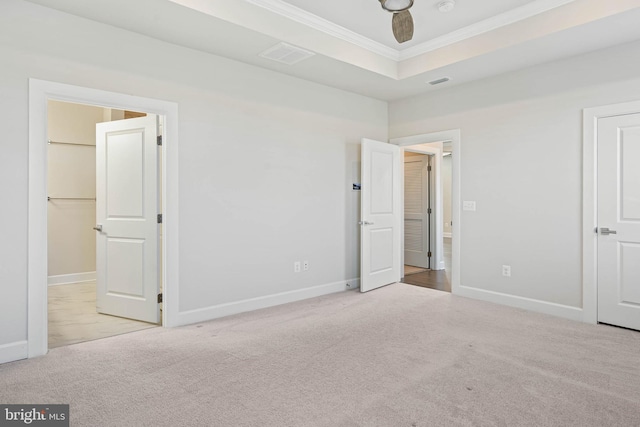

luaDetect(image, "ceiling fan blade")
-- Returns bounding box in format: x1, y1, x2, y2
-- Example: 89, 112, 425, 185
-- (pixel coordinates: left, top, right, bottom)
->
392, 10, 414, 43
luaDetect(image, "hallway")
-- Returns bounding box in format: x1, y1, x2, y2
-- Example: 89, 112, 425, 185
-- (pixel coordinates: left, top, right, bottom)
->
403, 237, 451, 292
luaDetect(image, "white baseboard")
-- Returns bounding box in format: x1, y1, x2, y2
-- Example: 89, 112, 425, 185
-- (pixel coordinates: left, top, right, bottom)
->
443, 232, 452, 238
48, 271, 96, 286
456, 285, 583, 322
176, 278, 360, 327
0, 341, 28, 364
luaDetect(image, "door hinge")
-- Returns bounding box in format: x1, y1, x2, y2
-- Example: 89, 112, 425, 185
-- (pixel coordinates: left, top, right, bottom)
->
157, 293, 163, 303
427, 251, 432, 258
428, 208, 432, 214
427, 165, 432, 172
157, 136, 162, 146
157, 214, 163, 224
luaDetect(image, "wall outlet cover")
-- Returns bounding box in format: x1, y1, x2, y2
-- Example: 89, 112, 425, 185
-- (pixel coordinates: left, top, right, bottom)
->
502, 265, 511, 277
463, 201, 476, 211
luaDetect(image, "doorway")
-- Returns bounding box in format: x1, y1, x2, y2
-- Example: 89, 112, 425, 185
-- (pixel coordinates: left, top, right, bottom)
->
390, 130, 461, 295
28, 79, 179, 358
401, 146, 452, 293
47, 100, 160, 348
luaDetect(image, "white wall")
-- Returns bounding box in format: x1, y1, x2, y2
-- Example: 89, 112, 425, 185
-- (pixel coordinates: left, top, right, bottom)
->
390, 39, 640, 312
0, 0, 387, 359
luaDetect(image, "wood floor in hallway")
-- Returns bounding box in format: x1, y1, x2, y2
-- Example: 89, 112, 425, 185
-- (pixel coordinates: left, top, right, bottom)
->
402, 237, 452, 292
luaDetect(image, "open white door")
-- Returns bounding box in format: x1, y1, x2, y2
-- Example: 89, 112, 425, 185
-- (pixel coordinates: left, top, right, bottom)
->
360, 139, 401, 292
597, 113, 640, 331
95, 115, 160, 324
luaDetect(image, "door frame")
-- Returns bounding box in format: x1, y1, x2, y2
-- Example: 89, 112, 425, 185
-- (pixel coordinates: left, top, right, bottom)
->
28, 79, 180, 358
582, 100, 640, 324
390, 130, 460, 294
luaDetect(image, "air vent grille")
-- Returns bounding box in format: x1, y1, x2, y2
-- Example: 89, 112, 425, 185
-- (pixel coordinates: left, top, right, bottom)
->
259, 42, 315, 65
429, 77, 451, 85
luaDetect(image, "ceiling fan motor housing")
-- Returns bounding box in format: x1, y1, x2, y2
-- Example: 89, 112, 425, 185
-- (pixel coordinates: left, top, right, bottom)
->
379, 0, 414, 13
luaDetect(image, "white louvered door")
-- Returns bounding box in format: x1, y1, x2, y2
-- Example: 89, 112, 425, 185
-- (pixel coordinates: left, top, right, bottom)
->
404, 154, 429, 268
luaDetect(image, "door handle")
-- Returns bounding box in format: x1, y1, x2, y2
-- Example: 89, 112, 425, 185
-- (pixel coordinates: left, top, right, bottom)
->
600, 227, 617, 235
93, 224, 103, 232
359, 221, 375, 226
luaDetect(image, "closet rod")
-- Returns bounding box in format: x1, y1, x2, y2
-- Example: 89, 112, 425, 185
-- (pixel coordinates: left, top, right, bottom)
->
48, 197, 96, 201
48, 140, 95, 147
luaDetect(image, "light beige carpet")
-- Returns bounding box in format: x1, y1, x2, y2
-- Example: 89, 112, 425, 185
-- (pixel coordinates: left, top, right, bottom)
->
2, 283, 640, 426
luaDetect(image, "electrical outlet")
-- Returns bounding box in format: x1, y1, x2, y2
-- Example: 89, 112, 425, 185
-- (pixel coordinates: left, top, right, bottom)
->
502, 265, 511, 277
303, 260, 309, 271
294, 261, 301, 273
463, 201, 476, 211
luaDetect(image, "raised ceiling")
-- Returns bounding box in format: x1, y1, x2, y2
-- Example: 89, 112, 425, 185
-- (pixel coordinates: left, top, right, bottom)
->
22, 0, 640, 100
272, 0, 538, 50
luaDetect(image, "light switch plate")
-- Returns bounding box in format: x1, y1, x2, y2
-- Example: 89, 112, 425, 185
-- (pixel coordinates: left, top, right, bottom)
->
463, 201, 476, 211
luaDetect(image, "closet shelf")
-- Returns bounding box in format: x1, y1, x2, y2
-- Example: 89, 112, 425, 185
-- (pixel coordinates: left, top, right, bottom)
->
48, 140, 95, 147
47, 197, 96, 201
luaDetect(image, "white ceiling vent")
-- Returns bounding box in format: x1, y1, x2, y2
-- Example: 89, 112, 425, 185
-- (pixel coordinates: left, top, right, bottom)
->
259, 42, 315, 65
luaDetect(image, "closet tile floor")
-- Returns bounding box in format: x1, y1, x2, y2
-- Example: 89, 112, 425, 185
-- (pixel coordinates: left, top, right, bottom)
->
48, 281, 156, 349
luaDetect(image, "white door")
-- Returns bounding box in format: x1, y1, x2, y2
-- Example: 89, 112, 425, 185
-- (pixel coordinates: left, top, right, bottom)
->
404, 154, 429, 268
95, 115, 160, 324
597, 112, 640, 330
360, 139, 401, 292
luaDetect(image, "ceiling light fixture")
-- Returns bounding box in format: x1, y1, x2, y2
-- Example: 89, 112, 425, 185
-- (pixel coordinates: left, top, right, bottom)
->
379, 0, 414, 13
438, 0, 456, 13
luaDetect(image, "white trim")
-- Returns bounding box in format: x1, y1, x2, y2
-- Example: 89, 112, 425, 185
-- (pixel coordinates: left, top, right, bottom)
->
398, 0, 577, 60
176, 279, 359, 326
582, 99, 640, 325
390, 129, 461, 295
457, 286, 583, 322
247, 0, 576, 63
246, 0, 399, 60
0, 341, 28, 365
28, 79, 180, 359
48, 272, 96, 286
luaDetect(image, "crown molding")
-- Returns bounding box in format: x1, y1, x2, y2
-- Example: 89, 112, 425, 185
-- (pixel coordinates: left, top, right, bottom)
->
398, 0, 577, 60
245, 0, 400, 61
247, 0, 577, 64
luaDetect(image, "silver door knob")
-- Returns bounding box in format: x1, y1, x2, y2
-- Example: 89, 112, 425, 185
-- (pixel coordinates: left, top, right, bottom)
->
600, 227, 617, 235
359, 221, 375, 225
93, 224, 103, 232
